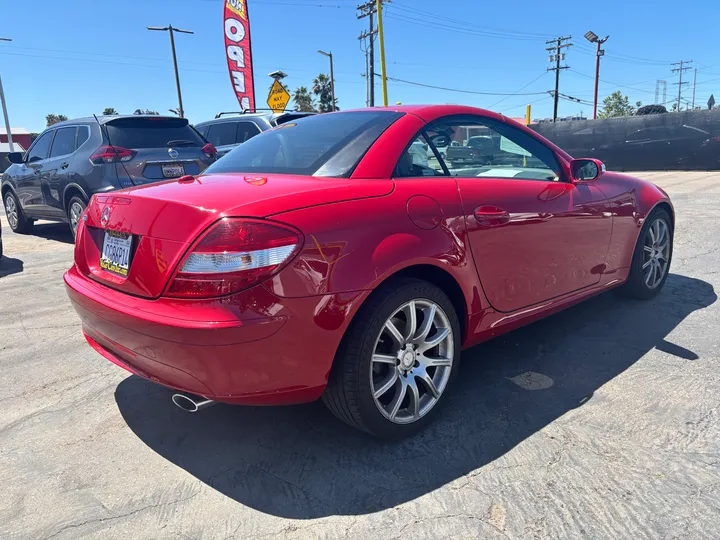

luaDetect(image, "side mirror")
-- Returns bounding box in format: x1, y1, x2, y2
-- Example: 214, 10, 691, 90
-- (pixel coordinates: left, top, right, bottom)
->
430, 134, 450, 148
27, 155, 42, 164
570, 158, 605, 182
7, 152, 24, 164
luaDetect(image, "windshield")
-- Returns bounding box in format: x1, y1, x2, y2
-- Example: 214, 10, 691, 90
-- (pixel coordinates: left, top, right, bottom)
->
105, 117, 205, 149
205, 110, 403, 177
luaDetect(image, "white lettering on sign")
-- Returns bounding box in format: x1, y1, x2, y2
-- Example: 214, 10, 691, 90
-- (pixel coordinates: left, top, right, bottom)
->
240, 97, 250, 111
225, 18, 245, 42
227, 46, 245, 68
232, 71, 246, 93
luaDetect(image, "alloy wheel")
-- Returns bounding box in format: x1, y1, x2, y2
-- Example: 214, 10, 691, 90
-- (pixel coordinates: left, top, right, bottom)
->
642, 217, 670, 289
370, 299, 454, 424
69, 201, 84, 234
5, 195, 18, 230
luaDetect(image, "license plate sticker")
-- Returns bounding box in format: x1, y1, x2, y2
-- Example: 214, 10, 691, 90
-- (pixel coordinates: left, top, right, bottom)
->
162, 163, 185, 178
100, 231, 133, 277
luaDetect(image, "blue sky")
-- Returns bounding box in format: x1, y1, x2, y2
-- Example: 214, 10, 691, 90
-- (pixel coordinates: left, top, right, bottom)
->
1, 0, 720, 132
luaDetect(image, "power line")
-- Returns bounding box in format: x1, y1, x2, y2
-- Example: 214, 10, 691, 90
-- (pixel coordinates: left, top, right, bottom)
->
672, 60, 693, 112
380, 74, 549, 96
486, 72, 549, 109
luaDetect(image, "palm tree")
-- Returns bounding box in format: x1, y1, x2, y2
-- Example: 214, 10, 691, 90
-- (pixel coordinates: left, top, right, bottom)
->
102, 107, 118, 115
293, 87, 315, 112
312, 73, 338, 112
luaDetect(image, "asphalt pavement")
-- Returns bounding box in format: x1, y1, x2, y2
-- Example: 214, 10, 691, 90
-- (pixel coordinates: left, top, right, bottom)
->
0, 171, 719, 539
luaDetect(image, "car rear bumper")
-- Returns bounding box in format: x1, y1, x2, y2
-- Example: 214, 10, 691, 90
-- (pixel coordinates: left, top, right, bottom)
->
64, 265, 368, 405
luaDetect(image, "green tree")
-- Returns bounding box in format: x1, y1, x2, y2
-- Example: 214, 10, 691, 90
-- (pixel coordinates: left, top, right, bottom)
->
293, 86, 315, 112
133, 109, 159, 115
636, 104, 667, 116
312, 73, 338, 112
46, 114, 68, 127
103, 107, 119, 115
598, 91, 637, 118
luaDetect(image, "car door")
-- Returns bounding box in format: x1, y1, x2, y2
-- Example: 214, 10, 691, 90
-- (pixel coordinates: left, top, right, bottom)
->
427, 115, 612, 313
236, 121, 262, 144
43, 126, 79, 218
14, 129, 55, 216
205, 121, 239, 157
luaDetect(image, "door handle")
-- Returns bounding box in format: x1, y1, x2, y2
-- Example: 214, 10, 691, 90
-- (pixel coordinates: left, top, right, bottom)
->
60, 162, 69, 169
474, 205, 510, 227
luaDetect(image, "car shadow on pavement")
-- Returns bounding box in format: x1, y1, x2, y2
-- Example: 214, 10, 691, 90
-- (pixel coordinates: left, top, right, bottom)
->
31, 222, 74, 244
0, 256, 24, 277
115, 273, 716, 518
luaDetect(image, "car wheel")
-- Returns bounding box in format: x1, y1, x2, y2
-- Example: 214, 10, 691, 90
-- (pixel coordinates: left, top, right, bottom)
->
323, 278, 461, 439
3, 191, 33, 234
622, 208, 673, 299
67, 196, 87, 240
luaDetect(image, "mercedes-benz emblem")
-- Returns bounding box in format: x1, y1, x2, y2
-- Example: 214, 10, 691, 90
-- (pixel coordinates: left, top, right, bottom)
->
101, 206, 111, 227
168, 148, 179, 159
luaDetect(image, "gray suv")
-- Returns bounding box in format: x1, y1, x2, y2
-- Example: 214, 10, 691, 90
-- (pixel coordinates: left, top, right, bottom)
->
195, 111, 316, 158
1, 115, 216, 238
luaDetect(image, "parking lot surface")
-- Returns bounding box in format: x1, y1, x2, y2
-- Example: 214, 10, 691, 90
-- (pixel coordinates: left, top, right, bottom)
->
1, 171, 719, 539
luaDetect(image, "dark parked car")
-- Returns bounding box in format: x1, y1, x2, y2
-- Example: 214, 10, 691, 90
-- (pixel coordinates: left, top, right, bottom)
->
1, 115, 217, 238
195, 111, 316, 158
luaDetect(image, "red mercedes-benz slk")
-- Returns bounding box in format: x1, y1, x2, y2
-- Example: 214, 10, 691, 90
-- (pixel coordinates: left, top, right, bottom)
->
65, 105, 673, 439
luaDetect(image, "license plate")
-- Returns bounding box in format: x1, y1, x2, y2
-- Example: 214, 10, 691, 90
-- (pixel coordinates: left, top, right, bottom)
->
162, 163, 184, 178
100, 231, 133, 277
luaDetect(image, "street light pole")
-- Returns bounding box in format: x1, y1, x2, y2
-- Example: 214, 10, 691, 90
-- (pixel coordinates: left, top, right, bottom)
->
317, 50, 336, 111
147, 25, 194, 118
0, 37, 14, 152
584, 31, 609, 120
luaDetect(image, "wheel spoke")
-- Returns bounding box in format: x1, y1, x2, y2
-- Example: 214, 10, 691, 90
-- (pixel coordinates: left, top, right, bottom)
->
373, 370, 399, 399
642, 259, 652, 269
643, 245, 653, 253
406, 379, 420, 419
372, 353, 397, 365
648, 225, 656, 245
384, 320, 405, 345
645, 261, 656, 286
417, 372, 440, 398
414, 304, 436, 342
653, 220, 661, 245
424, 355, 452, 368
403, 301, 417, 341
419, 327, 450, 352
388, 380, 408, 421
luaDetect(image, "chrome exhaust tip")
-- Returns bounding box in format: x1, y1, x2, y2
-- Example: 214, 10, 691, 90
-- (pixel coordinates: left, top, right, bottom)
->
171, 393, 216, 413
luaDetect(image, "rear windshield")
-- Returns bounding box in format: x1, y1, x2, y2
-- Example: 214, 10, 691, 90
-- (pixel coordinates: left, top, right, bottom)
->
105, 117, 205, 149
204, 110, 403, 177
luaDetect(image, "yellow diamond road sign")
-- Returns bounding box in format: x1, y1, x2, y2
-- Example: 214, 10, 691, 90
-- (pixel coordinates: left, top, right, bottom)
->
267, 80, 291, 113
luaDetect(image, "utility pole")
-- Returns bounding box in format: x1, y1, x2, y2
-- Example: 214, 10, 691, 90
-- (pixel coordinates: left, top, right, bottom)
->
317, 50, 336, 111
147, 25, 194, 118
655, 80, 667, 106
357, 2, 377, 107
0, 37, 14, 152
546, 36, 572, 122
583, 31, 608, 120
375, 0, 389, 106
692, 68, 697, 110
671, 60, 692, 112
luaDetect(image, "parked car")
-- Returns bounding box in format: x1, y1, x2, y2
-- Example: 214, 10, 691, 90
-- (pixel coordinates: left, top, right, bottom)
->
195, 111, 316, 158
65, 105, 674, 439
0, 218, 3, 261
1, 115, 217, 239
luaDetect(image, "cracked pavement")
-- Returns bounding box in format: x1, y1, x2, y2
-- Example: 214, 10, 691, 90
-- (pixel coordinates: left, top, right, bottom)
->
1, 171, 719, 539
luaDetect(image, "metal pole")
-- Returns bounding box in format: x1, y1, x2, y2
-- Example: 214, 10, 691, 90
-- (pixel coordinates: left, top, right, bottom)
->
369, 12, 375, 107
328, 53, 336, 112
168, 26, 185, 118
677, 61, 683, 113
375, 0, 388, 107
525, 104, 531, 126
593, 41, 601, 120
0, 74, 13, 152
553, 40, 560, 122
692, 68, 697, 109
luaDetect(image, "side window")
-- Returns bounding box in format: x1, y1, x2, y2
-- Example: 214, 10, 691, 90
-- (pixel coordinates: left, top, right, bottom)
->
431, 116, 562, 182
75, 127, 90, 150
206, 122, 238, 147
49, 127, 78, 158
27, 131, 54, 163
236, 121, 261, 143
196, 125, 209, 138
394, 134, 446, 178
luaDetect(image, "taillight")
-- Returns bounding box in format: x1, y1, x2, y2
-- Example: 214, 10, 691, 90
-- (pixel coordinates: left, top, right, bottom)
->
202, 143, 217, 158
89, 145, 136, 165
165, 218, 302, 298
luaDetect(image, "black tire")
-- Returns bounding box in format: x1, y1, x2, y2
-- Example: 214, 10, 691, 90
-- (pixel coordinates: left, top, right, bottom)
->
67, 195, 87, 241
322, 278, 461, 439
3, 190, 33, 234
621, 207, 673, 300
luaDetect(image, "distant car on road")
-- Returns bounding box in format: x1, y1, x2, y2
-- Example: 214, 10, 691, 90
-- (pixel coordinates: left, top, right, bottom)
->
195, 111, 316, 158
444, 135, 496, 167
1, 115, 217, 239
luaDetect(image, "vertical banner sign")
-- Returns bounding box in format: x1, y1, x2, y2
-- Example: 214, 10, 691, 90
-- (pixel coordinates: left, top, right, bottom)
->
224, 0, 255, 111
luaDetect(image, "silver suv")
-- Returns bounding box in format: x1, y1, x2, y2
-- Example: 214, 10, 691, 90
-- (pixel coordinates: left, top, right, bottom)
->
195, 111, 316, 158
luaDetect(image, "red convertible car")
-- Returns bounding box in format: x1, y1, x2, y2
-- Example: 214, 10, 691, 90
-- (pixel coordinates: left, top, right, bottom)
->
65, 105, 673, 439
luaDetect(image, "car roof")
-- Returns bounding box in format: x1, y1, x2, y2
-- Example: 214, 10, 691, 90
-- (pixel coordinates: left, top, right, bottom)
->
50, 115, 182, 128
195, 113, 274, 127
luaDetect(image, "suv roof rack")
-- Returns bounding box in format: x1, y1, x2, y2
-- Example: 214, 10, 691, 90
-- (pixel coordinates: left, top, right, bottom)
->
214, 109, 278, 119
